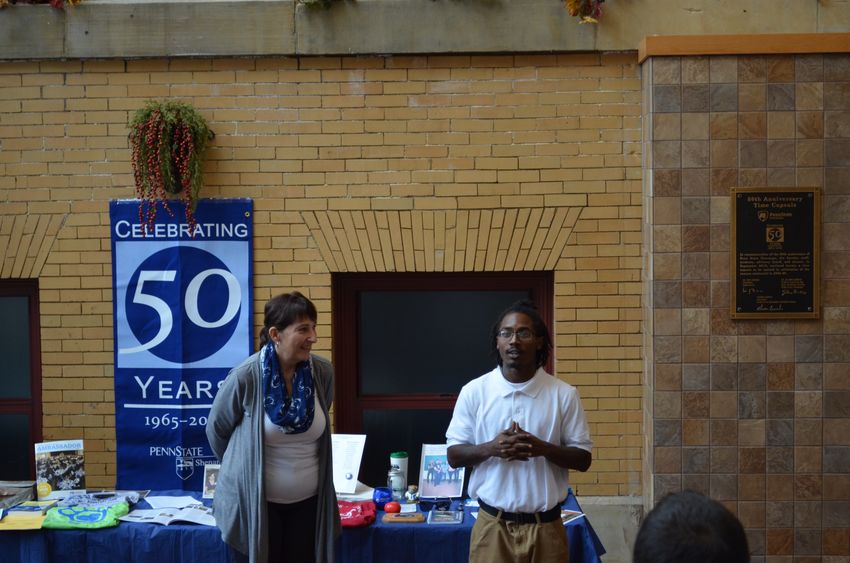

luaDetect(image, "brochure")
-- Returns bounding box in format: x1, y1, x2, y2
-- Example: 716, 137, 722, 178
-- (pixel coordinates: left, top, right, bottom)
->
561, 509, 585, 525
144, 495, 199, 510
119, 505, 216, 527
331, 434, 366, 494
427, 508, 464, 525
34, 439, 86, 500
335, 480, 374, 502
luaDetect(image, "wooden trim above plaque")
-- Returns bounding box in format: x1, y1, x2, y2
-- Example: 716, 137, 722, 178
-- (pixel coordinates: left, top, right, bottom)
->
730, 187, 820, 319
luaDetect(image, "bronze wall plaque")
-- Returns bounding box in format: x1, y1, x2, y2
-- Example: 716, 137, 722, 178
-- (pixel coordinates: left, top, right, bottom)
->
730, 187, 820, 319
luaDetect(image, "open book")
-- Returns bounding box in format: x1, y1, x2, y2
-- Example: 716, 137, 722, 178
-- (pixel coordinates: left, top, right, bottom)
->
119, 505, 216, 527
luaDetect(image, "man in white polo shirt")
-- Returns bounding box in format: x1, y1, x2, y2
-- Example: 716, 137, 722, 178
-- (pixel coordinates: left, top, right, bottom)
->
446, 300, 593, 563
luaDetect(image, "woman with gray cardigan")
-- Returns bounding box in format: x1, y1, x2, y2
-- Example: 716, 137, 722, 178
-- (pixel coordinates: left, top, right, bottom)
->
206, 291, 341, 562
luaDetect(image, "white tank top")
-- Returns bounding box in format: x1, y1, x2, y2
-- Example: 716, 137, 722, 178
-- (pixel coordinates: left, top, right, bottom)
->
263, 396, 325, 504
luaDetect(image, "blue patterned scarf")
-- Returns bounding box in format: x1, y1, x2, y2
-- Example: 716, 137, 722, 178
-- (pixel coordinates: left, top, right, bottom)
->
260, 340, 315, 434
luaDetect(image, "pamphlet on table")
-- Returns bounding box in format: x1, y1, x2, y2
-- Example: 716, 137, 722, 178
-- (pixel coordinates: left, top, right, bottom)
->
120, 505, 216, 527
561, 509, 585, 524
427, 509, 464, 524
144, 495, 201, 509
331, 434, 367, 494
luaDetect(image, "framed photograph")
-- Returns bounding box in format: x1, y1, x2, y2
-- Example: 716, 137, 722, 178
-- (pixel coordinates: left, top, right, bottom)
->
418, 444, 464, 499
202, 464, 220, 499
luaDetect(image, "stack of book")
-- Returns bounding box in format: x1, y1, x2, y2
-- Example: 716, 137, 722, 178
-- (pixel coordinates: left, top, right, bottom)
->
0, 499, 58, 531
8, 500, 58, 515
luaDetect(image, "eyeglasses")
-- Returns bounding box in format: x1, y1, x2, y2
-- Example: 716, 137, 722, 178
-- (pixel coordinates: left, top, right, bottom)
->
419, 498, 452, 511
497, 328, 535, 341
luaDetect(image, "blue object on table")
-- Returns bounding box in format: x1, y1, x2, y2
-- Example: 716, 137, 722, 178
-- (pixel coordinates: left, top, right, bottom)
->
0, 489, 605, 563
372, 486, 392, 510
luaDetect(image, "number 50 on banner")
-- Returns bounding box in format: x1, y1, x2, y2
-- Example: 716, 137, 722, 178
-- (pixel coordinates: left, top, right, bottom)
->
120, 268, 241, 355
114, 243, 251, 370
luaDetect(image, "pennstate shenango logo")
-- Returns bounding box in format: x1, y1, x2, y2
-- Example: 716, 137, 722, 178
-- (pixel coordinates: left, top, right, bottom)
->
176, 457, 194, 480
120, 247, 242, 364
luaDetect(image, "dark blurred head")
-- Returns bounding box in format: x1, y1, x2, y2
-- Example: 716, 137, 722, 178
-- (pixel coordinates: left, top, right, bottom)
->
633, 490, 750, 563
258, 291, 318, 348
489, 300, 552, 368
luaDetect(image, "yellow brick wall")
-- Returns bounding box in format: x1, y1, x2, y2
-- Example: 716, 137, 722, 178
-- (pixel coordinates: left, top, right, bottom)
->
0, 53, 642, 496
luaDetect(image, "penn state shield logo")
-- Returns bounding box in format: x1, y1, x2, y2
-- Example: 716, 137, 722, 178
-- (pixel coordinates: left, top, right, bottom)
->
176, 457, 194, 480
757, 210, 769, 222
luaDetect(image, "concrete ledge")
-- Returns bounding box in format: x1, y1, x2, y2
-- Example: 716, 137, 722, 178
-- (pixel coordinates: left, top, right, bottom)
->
1, 5, 66, 59
1, 0, 847, 60
295, 0, 595, 55
66, 0, 296, 58
2, 0, 296, 59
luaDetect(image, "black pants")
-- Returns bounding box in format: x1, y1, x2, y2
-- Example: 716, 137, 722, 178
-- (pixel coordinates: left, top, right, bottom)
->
267, 496, 318, 563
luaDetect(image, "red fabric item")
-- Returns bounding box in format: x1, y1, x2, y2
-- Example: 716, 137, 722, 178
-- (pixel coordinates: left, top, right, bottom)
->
337, 500, 376, 528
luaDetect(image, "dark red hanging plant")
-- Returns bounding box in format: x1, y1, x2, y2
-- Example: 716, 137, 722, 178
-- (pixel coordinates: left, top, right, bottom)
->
128, 100, 213, 235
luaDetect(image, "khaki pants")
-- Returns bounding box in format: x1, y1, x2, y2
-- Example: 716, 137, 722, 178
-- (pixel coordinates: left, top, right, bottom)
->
469, 507, 569, 563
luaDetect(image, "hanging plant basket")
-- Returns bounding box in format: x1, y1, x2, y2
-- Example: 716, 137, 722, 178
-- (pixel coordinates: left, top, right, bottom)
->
565, 0, 604, 23
128, 99, 214, 234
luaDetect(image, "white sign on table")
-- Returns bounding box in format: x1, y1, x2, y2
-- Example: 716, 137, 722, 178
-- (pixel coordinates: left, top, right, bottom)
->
331, 434, 367, 494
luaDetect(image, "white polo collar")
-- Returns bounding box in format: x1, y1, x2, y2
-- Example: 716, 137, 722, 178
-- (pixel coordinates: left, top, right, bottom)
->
492, 366, 547, 399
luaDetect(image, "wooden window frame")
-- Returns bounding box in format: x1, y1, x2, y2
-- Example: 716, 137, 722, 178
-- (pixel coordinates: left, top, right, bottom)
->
0, 279, 42, 479
331, 271, 553, 433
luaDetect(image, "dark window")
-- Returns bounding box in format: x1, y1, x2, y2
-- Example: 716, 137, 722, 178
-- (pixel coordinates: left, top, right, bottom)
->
333, 272, 553, 489
0, 280, 42, 479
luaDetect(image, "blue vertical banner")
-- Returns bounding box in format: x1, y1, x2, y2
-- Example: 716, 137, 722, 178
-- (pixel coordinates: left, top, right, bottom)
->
110, 199, 253, 491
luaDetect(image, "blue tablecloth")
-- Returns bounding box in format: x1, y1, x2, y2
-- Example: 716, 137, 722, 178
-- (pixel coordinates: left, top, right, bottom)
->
341, 491, 605, 563
0, 491, 604, 563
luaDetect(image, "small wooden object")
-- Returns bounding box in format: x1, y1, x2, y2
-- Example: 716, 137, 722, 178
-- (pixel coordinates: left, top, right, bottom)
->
381, 512, 425, 524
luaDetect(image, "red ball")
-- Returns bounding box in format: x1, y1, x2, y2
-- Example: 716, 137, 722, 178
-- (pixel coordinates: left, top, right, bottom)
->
384, 501, 401, 513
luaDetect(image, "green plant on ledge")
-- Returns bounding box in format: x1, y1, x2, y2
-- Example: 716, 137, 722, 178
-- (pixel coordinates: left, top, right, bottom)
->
128, 100, 213, 234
